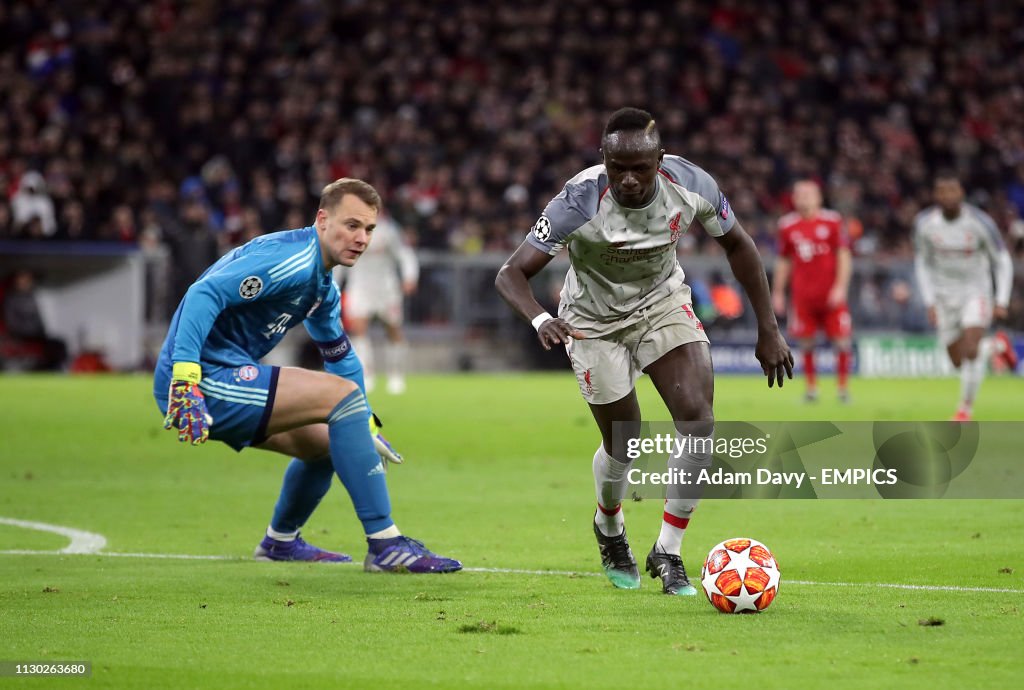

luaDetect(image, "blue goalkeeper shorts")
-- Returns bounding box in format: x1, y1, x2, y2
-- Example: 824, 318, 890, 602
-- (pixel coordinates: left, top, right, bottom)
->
154, 363, 280, 452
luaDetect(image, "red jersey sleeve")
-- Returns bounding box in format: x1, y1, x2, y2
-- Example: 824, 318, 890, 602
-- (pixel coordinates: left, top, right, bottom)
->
776, 221, 794, 258
834, 219, 850, 250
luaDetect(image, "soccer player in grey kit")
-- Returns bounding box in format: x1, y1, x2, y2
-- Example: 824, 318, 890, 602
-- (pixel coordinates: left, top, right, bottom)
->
914, 172, 1014, 421
496, 108, 792, 595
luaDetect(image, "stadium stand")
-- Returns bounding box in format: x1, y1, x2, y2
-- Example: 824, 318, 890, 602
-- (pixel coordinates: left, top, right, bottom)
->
1, 1, 1021, 364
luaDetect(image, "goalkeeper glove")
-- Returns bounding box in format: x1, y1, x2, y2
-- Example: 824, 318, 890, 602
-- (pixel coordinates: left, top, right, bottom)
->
370, 412, 403, 469
163, 362, 213, 445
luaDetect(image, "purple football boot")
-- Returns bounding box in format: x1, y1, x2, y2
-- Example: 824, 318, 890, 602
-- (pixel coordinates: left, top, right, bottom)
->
364, 536, 462, 573
253, 533, 352, 563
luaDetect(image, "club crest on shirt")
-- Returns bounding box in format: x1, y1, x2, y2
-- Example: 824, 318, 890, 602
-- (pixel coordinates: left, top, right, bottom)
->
532, 215, 552, 242
239, 276, 263, 299
669, 211, 683, 241
236, 365, 259, 381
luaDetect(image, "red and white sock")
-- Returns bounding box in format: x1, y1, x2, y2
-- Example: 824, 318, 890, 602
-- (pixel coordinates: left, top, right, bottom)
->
595, 502, 624, 537
593, 445, 629, 536
656, 506, 690, 556
657, 430, 709, 554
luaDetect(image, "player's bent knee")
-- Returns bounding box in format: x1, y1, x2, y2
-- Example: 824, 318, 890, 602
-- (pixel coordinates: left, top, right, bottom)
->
301, 454, 331, 465
674, 412, 714, 438
330, 376, 360, 401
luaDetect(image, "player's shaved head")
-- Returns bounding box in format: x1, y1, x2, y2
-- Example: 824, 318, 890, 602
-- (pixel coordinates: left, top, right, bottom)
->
601, 107, 665, 208
603, 129, 661, 157
602, 107, 662, 153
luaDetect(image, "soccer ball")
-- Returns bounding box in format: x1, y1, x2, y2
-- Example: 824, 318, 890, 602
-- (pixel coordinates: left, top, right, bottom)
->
700, 538, 780, 613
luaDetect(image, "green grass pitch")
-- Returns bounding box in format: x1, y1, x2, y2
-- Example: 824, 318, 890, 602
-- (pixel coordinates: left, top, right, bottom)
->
0, 373, 1022, 689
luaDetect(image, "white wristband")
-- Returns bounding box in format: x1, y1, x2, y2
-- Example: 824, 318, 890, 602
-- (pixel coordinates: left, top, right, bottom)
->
531, 312, 554, 331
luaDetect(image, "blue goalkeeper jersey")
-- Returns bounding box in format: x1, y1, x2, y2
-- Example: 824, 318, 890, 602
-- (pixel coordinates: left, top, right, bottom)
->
154, 225, 364, 396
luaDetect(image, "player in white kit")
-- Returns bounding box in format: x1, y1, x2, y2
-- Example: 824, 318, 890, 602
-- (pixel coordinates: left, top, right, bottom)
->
496, 108, 792, 595
342, 213, 419, 394
913, 172, 1013, 421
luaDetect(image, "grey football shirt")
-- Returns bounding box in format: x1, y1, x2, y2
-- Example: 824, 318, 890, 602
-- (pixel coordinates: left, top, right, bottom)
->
913, 204, 1012, 307
526, 155, 735, 336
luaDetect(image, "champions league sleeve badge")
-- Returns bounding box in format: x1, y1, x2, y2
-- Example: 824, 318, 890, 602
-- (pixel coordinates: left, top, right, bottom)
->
239, 276, 264, 299
531, 215, 552, 242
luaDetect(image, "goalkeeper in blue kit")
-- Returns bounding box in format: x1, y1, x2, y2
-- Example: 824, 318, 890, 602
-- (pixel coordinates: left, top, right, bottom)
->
154, 178, 460, 573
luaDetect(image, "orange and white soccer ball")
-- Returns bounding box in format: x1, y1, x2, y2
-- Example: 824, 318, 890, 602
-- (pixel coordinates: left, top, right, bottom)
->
700, 538, 780, 613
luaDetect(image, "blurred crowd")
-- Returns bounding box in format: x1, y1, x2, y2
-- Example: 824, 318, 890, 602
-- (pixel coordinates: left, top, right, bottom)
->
2, 0, 1024, 269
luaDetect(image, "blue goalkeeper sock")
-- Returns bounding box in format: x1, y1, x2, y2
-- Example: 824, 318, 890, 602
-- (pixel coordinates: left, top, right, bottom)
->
327, 389, 394, 535
269, 457, 334, 535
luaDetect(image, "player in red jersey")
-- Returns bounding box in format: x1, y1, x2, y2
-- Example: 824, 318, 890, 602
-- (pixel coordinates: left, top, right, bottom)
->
772, 180, 853, 402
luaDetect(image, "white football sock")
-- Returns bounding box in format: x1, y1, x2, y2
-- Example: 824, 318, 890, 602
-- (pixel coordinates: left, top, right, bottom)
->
367, 524, 401, 540
659, 430, 713, 555
656, 509, 690, 556
593, 445, 630, 536
266, 526, 298, 542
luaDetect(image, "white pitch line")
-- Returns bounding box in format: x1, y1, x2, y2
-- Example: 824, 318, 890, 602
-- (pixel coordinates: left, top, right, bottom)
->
85, 551, 240, 561
0, 517, 106, 554
466, 568, 1023, 593
2, 517, 1021, 595
0, 550, 1020, 594
464, 566, 599, 578
0, 549, 239, 560
786, 579, 1022, 594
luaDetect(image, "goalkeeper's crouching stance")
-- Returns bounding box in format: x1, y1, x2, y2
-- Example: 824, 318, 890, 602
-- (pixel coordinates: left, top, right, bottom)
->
153, 178, 460, 573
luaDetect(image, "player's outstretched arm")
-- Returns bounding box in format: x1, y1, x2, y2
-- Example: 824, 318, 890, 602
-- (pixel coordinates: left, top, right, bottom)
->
715, 222, 794, 387
976, 210, 1014, 321
496, 240, 585, 350
163, 269, 258, 445
303, 282, 402, 466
